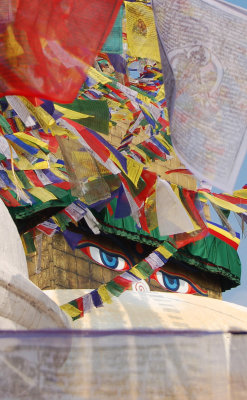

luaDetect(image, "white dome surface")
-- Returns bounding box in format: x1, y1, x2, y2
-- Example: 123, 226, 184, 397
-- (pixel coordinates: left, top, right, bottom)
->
45, 289, 247, 332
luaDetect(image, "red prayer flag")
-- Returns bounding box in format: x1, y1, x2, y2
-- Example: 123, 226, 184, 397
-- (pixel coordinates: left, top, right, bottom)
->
0, 0, 122, 102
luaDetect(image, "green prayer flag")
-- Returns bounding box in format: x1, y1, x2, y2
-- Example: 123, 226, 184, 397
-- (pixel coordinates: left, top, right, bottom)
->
56, 99, 110, 135
106, 281, 125, 296
23, 231, 36, 254
102, 7, 123, 54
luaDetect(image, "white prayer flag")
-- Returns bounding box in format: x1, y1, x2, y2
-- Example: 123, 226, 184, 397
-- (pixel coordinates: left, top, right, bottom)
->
153, 0, 247, 191
156, 178, 194, 235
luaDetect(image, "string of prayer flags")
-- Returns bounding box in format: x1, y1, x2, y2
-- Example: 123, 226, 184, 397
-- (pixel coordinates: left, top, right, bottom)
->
64, 200, 87, 223
6, 96, 36, 127
198, 190, 247, 215
0, 0, 246, 326
206, 220, 240, 250
0, 104, 76, 216
61, 240, 177, 321
36, 220, 58, 237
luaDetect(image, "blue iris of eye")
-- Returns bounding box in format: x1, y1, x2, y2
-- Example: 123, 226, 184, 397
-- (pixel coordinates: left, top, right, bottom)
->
100, 250, 118, 269
163, 274, 179, 291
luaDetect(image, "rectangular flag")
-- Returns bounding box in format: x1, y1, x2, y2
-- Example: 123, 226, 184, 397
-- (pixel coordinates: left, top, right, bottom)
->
206, 220, 240, 250
0, 0, 122, 102
152, 0, 247, 192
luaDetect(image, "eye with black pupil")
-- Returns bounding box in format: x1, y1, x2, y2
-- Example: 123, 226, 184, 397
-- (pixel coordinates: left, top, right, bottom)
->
99, 250, 118, 269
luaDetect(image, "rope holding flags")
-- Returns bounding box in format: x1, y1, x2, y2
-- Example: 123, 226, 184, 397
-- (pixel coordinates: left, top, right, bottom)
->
0, 0, 245, 325
61, 241, 177, 320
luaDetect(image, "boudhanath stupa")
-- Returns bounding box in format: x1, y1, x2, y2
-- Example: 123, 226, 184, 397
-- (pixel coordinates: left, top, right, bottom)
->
0, 0, 247, 399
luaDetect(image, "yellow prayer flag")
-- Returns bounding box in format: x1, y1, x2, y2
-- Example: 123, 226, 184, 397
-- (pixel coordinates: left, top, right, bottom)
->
199, 191, 247, 214
6, 171, 24, 189
20, 97, 55, 132
29, 187, 57, 202
233, 189, 247, 200
126, 157, 143, 187
155, 134, 173, 154
54, 104, 90, 120
156, 84, 165, 102
14, 157, 36, 171
130, 266, 146, 280
130, 144, 149, 164
125, 2, 161, 62
98, 285, 112, 304
14, 117, 25, 132
87, 67, 112, 85
137, 92, 152, 104
14, 132, 49, 149
20, 97, 70, 136
156, 244, 174, 260
109, 153, 142, 187
32, 161, 49, 169
50, 167, 69, 181
60, 304, 81, 319
145, 192, 159, 231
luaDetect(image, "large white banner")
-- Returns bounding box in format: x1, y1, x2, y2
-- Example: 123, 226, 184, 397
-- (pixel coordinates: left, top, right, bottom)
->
153, 0, 247, 191
0, 331, 229, 399
0, 329, 247, 399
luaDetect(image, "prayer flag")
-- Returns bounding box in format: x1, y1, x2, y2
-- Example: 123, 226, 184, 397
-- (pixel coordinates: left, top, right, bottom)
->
102, 6, 123, 54
0, 0, 122, 102
153, 0, 247, 191
206, 220, 240, 250
156, 178, 194, 236
125, 2, 161, 62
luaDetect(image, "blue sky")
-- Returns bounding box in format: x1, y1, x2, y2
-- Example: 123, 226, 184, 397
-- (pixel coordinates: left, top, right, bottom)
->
222, 156, 247, 306
224, 0, 247, 8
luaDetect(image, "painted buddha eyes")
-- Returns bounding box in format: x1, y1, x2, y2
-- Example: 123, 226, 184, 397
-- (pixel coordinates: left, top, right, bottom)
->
151, 270, 207, 296
77, 241, 207, 295
79, 244, 131, 271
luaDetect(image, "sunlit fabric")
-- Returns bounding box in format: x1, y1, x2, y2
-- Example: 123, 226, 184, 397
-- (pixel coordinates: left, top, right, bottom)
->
153, 0, 247, 191
0, 0, 122, 102
1, 289, 247, 399
0, 330, 230, 400
174, 235, 241, 290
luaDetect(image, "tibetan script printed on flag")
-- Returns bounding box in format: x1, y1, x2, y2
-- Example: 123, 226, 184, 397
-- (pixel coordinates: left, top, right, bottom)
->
153, 0, 247, 191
